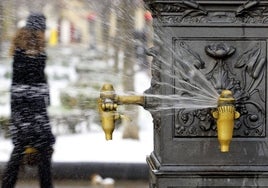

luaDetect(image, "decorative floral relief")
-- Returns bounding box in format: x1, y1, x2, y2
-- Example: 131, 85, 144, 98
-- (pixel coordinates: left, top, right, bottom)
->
205, 43, 236, 59
146, 1, 207, 16
145, 0, 268, 24
174, 41, 266, 137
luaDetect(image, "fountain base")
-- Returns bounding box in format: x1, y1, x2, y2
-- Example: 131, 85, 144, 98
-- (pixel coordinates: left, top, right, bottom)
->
147, 154, 268, 187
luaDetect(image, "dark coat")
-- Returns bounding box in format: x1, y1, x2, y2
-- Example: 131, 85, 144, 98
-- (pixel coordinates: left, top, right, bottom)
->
10, 48, 55, 151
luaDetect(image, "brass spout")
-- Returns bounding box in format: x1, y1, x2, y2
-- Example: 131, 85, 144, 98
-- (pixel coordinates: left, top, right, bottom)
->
98, 83, 145, 140
212, 90, 240, 152
98, 84, 118, 140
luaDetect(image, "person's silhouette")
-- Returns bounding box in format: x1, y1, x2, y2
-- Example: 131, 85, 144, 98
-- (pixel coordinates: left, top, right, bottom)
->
1, 13, 55, 188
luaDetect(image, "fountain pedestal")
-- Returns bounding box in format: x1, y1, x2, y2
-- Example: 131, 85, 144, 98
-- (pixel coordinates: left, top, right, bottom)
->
144, 0, 268, 187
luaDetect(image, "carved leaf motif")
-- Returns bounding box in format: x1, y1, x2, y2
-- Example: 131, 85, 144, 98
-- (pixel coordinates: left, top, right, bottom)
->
236, 0, 268, 22
150, 3, 185, 14
182, 0, 200, 9
148, 1, 207, 18
247, 57, 266, 94
236, 1, 259, 15
177, 42, 205, 69
235, 45, 260, 70
246, 48, 260, 76
182, 9, 207, 19
182, 9, 199, 18
253, 57, 266, 79
235, 44, 265, 95
250, 8, 268, 16
181, 0, 207, 18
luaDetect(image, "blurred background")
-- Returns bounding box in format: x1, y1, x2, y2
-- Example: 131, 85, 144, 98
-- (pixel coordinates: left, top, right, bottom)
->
0, 0, 154, 187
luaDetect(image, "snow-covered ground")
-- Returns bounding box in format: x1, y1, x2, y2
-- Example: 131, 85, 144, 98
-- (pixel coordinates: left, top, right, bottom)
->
0, 125, 153, 163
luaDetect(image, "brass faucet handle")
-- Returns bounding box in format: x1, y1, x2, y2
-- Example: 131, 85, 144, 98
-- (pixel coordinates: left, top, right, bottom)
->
101, 103, 118, 111
101, 98, 118, 111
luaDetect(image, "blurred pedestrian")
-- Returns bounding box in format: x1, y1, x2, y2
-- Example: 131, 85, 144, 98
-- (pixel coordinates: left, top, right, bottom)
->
1, 13, 55, 188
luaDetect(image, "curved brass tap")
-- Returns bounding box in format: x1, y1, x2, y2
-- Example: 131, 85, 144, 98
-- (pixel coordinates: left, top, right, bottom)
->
212, 90, 240, 152
98, 83, 145, 140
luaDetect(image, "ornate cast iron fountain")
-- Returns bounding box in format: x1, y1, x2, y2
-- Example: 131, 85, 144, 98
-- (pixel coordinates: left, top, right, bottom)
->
99, 0, 268, 187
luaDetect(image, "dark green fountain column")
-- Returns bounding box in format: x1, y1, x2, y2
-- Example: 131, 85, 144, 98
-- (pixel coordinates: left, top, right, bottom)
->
144, 0, 268, 187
